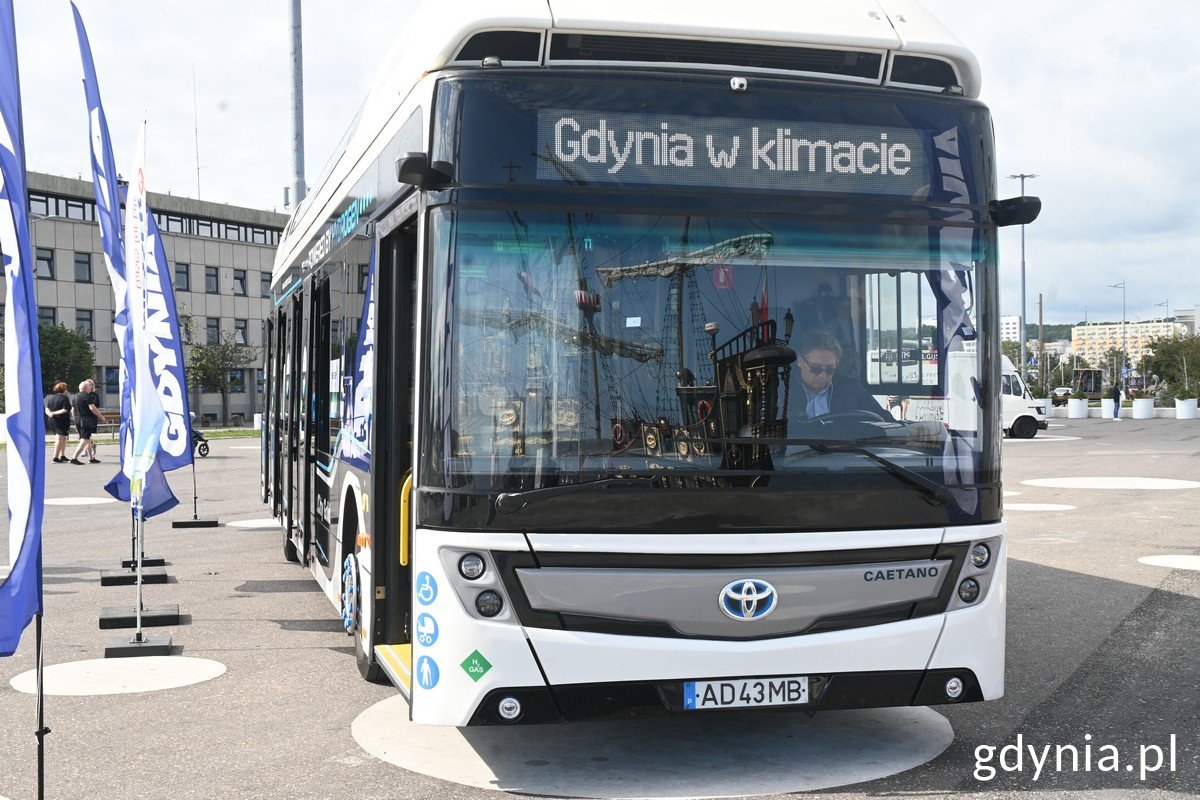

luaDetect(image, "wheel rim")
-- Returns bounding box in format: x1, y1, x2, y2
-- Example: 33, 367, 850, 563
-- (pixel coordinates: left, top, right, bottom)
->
341, 554, 358, 633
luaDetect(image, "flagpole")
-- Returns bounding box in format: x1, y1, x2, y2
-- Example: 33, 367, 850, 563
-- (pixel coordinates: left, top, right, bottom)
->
134, 498, 143, 643
36, 612, 48, 800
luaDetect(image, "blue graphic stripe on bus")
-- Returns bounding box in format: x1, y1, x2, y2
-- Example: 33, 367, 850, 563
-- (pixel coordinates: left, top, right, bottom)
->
416, 613, 438, 647
416, 572, 437, 605
416, 656, 439, 690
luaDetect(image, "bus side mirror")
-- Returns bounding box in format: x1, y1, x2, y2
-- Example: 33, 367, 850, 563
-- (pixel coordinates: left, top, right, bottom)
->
396, 152, 453, 189
989, 196, 1041, 227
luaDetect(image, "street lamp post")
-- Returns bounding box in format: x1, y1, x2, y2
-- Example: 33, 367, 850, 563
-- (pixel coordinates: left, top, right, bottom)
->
1109, 281, 1126, 389
1008, 173, 1037, 383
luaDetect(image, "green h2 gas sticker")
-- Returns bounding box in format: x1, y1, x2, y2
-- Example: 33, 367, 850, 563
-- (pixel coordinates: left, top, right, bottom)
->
461, 650, 492, 682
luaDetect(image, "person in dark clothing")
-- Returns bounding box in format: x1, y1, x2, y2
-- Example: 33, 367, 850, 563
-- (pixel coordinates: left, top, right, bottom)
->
1110, 382, 1122, 421
44, 381, 73, 462
793, 329, 885, 418
69, 379, 108, 464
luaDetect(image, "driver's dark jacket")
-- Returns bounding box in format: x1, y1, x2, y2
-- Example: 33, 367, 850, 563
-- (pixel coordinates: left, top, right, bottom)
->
797, 375, 884, 418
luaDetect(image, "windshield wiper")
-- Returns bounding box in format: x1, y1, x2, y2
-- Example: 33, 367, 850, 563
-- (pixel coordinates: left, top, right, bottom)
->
786, 440, 958, 507
495, 477, 663, 514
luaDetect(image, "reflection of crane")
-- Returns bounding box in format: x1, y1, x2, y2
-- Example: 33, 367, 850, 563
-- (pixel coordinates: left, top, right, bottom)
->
595, 233, 773, 420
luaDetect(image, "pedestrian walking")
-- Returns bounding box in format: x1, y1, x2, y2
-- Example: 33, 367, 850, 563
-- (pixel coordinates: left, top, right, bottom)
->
44, 381, 72, 462
69, 378, 108, 464
1111, 382, 1121, 421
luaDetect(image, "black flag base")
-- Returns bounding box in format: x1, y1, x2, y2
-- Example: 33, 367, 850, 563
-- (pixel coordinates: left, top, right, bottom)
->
172, 517, 219, 528
120, 555, 166, 568
100, 566, 169, 586
104, 632, 172, 658
99, 604, 180, 629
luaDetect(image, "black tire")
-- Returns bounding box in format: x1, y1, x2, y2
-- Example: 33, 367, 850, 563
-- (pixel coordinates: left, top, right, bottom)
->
342, 552, 385, 682
283, 532, 301, 563
1010, 416, 1038, 439
197, 441, 210, 457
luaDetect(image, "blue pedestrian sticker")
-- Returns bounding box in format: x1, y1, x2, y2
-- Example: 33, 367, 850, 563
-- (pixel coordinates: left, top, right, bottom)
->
416, 656, 440, 690
416, 572, 437, 605
415, 613, 439, 647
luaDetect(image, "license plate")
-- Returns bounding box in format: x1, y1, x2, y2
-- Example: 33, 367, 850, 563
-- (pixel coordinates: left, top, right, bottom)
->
683, 676, 809, 710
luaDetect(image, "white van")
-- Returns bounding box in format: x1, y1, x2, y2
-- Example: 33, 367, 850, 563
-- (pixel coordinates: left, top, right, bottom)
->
1000, 356, 1048, 438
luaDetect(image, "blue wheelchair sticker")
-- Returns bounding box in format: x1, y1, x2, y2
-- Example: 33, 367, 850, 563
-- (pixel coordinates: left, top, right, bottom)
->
415, 572, 438, 605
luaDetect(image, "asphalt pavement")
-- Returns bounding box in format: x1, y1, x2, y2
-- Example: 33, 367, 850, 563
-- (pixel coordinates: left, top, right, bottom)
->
0, 420, 1197, 799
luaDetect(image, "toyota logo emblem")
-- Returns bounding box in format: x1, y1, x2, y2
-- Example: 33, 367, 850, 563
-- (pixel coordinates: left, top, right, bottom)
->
719, 579, 778, 620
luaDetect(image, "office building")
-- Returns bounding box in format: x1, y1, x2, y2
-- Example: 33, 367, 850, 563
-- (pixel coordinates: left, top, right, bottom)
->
12, 171, 286, 424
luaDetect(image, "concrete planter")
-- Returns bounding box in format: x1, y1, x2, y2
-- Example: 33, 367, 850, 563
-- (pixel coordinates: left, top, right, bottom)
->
1067, 398, 1089, 418
1132, 398, 1155, 419
1101, 398, 1117, 419
1176, 398, 1198, 420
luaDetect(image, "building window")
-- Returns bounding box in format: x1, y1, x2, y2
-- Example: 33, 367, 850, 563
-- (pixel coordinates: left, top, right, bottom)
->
229, 369, 246, 393
206, 317, 220, 345
35, 248, 54, 280
75, 309, 94, 340
74, 251, 92, 283
358, 264, 369, 293
29, 194, 49, 217
232, 269, 247, 296
104, 366, 119, 395
175, 263, 190, 291
196, 219, 213, 238
37, 306, 56, 327
234, 318, 248, 346
205, 266, 219, 294
261, 271, 271, 297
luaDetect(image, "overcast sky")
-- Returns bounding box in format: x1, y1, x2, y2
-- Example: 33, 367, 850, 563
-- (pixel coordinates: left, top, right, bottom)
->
13, 1, 1199, 325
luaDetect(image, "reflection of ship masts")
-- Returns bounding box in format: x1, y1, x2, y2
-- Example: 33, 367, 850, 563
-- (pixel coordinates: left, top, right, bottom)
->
461, 308, 663, 362
594, 233, 774, 287
677, 218, 689, 382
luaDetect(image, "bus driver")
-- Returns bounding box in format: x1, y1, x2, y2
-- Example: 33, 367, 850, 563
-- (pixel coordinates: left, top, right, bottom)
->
794, 329, 885, 419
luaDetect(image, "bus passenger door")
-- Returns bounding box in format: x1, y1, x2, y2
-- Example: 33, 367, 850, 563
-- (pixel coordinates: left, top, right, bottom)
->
287, 289, 306, 555
372, 217, 418, 655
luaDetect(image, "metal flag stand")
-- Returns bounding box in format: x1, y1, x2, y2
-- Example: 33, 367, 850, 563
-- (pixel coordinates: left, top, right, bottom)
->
172, 457, 218, 528
105, 491, 172, 656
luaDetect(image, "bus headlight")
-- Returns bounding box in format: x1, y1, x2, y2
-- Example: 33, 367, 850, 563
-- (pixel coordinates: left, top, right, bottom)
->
969, 543, 991, 569
476, 590, 504, 617
957, 578, 980, 604
459, 553, 486, 580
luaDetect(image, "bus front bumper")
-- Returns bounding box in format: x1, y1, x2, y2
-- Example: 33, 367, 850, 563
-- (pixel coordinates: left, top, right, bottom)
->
465, 667, 984, 725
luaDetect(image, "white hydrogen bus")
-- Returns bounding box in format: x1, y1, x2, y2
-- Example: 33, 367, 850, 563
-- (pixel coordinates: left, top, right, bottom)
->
262, 0, 1040, 726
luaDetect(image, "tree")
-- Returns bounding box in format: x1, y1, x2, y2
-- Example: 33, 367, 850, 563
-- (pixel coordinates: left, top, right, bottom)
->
38, 323, 95, 396
1143, 334, 1200, 389
1001, 339, 1021, 367
186, 333, 260, 425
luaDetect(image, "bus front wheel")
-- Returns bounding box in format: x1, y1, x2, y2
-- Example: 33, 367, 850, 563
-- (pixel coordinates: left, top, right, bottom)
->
342, 552, 384, 683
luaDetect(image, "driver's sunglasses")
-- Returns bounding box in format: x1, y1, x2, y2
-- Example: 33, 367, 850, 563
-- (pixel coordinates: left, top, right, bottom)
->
800, 356, 838, 375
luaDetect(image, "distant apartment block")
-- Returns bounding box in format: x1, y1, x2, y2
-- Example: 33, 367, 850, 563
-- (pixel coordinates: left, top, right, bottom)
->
1000, 315, 1021, 343
1071, 319, 1188, 368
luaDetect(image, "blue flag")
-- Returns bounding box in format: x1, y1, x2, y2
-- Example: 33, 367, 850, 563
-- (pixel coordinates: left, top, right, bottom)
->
0, 0, 45, 657
71, 3, 186, 514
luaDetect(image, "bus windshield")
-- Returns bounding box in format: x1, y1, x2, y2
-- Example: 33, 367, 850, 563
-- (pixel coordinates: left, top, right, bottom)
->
422, 207, 997, 529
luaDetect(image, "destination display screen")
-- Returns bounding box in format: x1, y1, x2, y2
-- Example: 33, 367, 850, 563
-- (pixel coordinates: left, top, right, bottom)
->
536, 110, 929, 195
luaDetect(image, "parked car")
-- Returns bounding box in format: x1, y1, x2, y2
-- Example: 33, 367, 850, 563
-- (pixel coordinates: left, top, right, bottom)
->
1050, 386, 1072, 406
